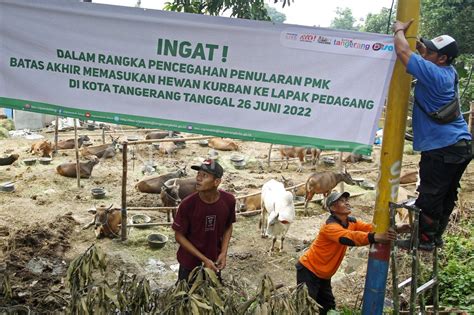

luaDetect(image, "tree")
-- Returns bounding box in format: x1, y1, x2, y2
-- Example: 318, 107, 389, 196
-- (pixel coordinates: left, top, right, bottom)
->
330, 7, 359, 31
163, 0, 293, 21
420, 0, 473, 55
264, 4, 286, 23
361, 7, 395, 34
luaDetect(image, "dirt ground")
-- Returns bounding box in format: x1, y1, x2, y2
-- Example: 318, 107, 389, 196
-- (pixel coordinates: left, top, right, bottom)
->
1, 124, 473, 313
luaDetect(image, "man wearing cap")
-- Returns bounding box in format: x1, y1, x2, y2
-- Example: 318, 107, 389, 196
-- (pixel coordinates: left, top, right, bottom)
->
296, 192, 398, 314
393, 20, 472, 251
172, 159, 236, 281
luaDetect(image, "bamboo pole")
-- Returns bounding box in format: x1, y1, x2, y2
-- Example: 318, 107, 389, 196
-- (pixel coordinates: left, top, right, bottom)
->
121, 141, 128, 241
127, 222, 173, 227
53, 116, 59, 156
128, 206, 177, 211
125, 135, 213, 146
74, 120, 80, 188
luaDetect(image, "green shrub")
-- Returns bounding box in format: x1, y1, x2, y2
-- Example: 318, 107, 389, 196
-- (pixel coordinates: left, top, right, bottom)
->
0, 119, 15, 131
438, 230, 474, 311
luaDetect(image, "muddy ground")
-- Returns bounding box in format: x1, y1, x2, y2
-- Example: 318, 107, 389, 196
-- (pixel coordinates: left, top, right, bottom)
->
1, 124, 473, 313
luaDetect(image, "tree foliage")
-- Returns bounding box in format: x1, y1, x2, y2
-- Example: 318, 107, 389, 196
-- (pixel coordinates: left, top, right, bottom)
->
330, 7, 359, 31
164, 0, 292, 21
264, 4, 286, 23
361, 7, 395, 34
420, 0, 473, 54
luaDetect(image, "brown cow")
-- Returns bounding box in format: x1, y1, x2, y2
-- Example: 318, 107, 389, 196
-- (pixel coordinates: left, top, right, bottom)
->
136, 166, 187, 193
160, 177, 197, 206
83, 204, 121, 238
30, 140, 52, 157
57, 135, 90, 150
208, 138, 239, 151
0, 154, 19, 166
81, 136, 119, 159
158, 141, 178, 156
304, 170, 354, 215
56, 156, 99, 178
279, 146, 321, 172
145, 130, 178, 140
400, 170, 418, 184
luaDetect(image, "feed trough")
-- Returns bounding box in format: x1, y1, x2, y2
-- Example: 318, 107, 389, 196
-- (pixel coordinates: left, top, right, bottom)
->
352, 177, 365, 185
127, 136, 139, 142
147, 233, 168, 249
198, 140, 208, 147
23, 158, 37, 166
230, 154, 246, 169
131, 214, 151, 229
360, 181, 375, 190
0, 182, 15, 192
322, 156, 336, 166
208, 149, 219, 160
91, 187, 106, 199
39, 157, 52, 165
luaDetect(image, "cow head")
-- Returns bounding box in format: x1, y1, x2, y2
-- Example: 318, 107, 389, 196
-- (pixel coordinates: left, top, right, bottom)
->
161, 179, 181, 207
342, 169, 354, 185
87, 204, 120, 238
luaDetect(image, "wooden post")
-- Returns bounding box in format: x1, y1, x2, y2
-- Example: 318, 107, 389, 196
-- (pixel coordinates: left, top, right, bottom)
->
338, 151, 344, 192
74, 119, 80, 188
53, 116, 59, 156
121, 141, 128, 241
267, 143, 273, 167
102, 127, 106, 144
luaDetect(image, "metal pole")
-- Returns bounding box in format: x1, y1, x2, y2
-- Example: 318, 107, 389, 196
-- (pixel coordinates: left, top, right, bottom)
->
433, 247, 439, 314
411, 210, 420, 315
121, 141, 128, 241
389, 203, 400, 314
362, 1, 420, 313
74, 119, 80, 188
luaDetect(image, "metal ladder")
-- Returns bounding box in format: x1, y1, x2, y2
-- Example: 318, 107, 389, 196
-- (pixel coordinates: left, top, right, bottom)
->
389, 199, 439, 315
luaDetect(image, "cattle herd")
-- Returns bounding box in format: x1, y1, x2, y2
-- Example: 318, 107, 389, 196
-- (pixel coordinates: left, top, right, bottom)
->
11, 129, 418, 248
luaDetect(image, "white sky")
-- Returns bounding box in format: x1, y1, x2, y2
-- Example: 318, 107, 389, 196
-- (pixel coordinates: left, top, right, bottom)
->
92, 0, 396, 27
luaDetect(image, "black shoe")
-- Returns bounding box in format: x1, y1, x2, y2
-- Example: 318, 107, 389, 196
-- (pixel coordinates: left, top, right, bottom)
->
434, 237, 444, 248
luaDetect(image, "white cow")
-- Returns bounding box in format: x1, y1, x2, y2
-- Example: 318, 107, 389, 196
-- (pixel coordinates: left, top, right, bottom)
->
260, 179, 295, 252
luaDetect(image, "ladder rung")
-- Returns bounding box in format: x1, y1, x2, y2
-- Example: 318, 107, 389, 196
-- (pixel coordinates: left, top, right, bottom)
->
416, 278, 437, 295
398, 277, 412, 289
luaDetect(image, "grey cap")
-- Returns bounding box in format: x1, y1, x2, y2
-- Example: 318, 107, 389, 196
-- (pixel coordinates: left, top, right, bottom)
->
326, 191, 350, 209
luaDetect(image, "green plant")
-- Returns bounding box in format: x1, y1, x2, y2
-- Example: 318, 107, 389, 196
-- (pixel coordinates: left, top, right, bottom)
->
438, 230, 474, 311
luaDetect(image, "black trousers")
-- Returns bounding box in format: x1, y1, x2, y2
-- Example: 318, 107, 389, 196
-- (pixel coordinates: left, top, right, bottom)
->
296, 262, 335, 315
416, 140, 472, 233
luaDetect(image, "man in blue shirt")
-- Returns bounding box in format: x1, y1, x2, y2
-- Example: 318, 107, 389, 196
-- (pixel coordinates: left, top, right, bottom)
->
392, 20, 472, 251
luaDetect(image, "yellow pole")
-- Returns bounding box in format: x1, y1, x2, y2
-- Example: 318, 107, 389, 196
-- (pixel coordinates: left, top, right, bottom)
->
362, 0, 420, 313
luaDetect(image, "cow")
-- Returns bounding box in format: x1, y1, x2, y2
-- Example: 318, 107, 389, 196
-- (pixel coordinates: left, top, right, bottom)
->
158, 141, 178, 156
260, 179, 295, 252
400, 170, 418, 184
81, 136, 119, 159
0, 154, 19, 166
160, 177, 197, 221
56, 156, 99, 178
83, 204, 121, 238
56, 135, 90, 150
238, 176, 294, 212
208, 138, 239, 151
279, 146, 321, 172
303, 170, 354, 215
145, 130, 179, 140
30, 140, 52, 157
136, 166, 187, 193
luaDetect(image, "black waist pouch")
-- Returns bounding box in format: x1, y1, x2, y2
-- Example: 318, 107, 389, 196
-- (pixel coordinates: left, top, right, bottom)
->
415, 97, 460, 124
